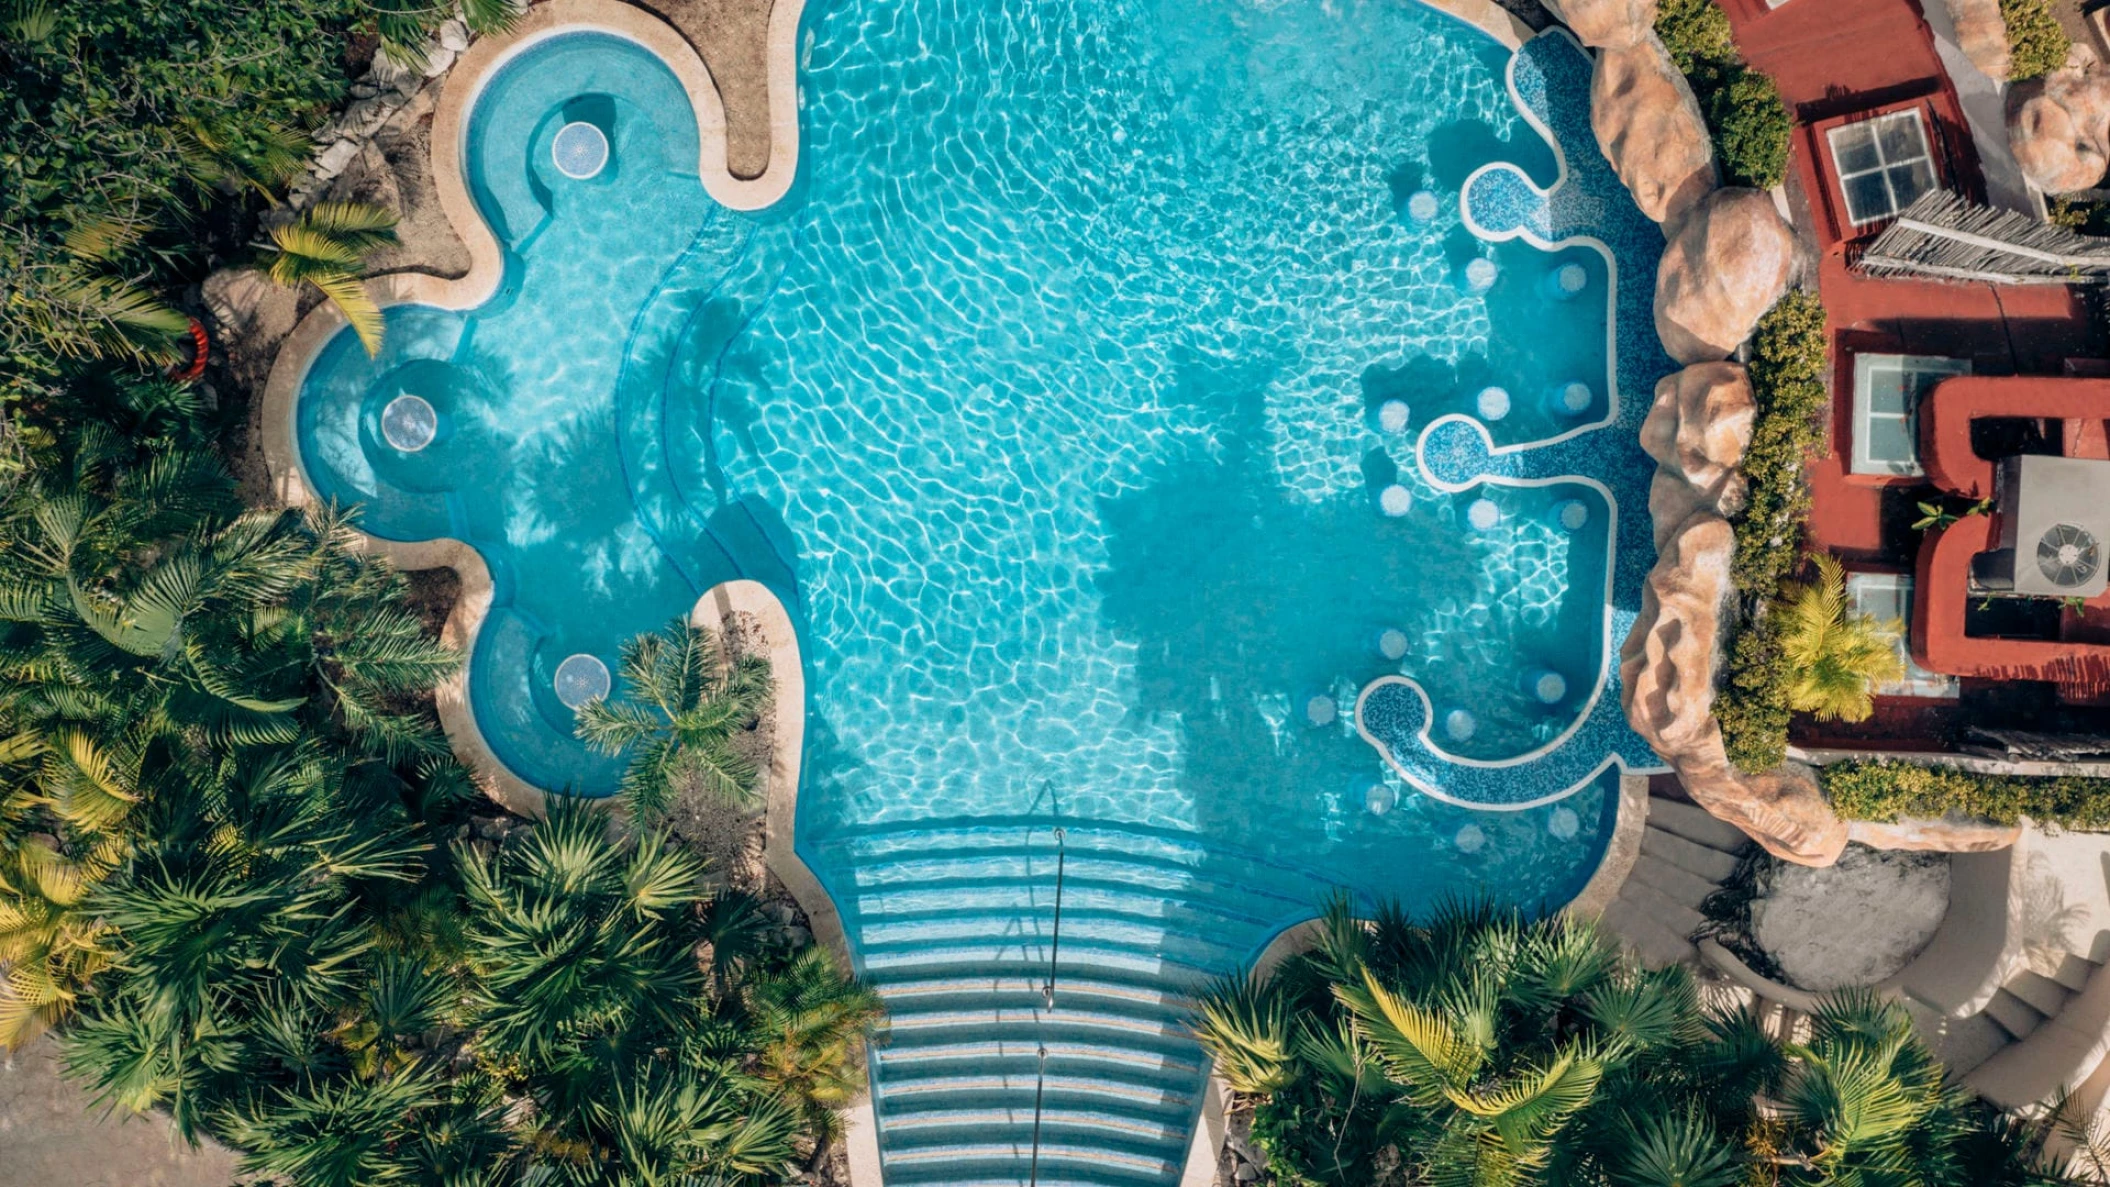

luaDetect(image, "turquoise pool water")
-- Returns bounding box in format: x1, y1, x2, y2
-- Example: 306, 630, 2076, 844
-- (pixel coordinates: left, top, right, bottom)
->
294, 3, 1674, 1180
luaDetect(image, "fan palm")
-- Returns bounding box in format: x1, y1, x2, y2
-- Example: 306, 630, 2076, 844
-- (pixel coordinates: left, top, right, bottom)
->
1193, 970, 1297, 1095
740, 945, 884, 1133
1776, 553, 1906, 722
575, 619, 773, 824
262, 202, 400, 355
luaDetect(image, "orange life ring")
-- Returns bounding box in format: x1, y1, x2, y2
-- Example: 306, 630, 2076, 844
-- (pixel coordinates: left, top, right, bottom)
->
171, 317, 209, 382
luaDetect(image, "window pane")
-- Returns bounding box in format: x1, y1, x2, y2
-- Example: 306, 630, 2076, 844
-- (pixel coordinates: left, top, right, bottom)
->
1866, 365, 1910, 413
1844, 171, 1893, 222
1832, 123, 1881, 174
1866, 415, 1915, 462
1889, 160, 1935, 211
1878, 112, 1928, 162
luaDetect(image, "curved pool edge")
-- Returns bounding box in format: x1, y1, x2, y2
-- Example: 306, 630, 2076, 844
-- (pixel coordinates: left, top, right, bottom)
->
686, 578, 884, 1187
260, 0, 805, 811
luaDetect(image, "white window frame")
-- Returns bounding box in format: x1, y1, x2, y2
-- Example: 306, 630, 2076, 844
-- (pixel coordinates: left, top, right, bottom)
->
1827, 110, 1939, 226
1845, 572, 1959, 699
1850, 352, 1970, 477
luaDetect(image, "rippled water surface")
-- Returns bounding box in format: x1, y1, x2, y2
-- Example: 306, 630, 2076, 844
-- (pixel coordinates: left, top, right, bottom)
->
297, 0, 1673, 918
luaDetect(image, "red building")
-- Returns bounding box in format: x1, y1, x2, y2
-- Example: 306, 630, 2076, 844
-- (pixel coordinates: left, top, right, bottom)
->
1721, 0, 2110, 754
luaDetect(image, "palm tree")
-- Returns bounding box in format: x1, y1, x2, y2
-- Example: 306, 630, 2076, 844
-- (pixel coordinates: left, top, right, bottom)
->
1776, 553, 1906, 722
575, 619, 773, 824
262, 202, 400, 355
741, 945, 885, 1138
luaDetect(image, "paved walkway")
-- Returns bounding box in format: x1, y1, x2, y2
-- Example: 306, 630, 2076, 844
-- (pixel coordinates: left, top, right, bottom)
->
0, 1036, 239, 1187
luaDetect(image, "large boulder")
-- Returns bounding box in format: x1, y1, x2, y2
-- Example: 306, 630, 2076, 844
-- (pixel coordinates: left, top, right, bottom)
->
1944, 0, 2012, 82
1641, 362, 1756, 506
1620, 511, 1735, 758
1542, 0, 1657, 49
1677, 751, 1852, 866
1654, 188, 1796, 364
2010, 68, 2110, 194
1592, 38, 1718, 226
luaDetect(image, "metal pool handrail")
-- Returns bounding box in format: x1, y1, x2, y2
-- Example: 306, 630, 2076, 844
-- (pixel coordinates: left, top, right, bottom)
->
1031, 826, 1066, 1187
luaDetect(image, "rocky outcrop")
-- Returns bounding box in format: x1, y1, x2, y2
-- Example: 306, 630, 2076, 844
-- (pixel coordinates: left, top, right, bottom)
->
2009, 67, 2110, 194
1654, 188, 1796, 364
1591, 38, 1719, 226
1680, 754, 1851, 866
1542, 0, 1658, 49
1641, 362, 1755, 511
1945, 0, 2013, 83
1848, 816, 2024, 851
1620, 512, 1736, 758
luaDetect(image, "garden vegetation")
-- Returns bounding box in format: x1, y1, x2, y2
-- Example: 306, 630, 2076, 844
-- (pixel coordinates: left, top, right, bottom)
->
0, 3, 882, 1182
1195, 898, 2103, 1187
1653, 0, 1794, 191
1713, 291, 1832, 772
1823, 759, 2110, 830
2001, 0, 2074, 82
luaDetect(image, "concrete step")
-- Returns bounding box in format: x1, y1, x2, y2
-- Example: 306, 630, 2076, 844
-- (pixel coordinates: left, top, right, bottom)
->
2004, 968, 2075, 1018
1640, 827, 1741, 883
2049, 952, 2102, 993
1627, 851, 1722, 912
1601, 895, 1699, 969
1615, 876, 1707, 941
1905, 999, 2012, 1079
1645, 796, 1751, 854
1983, 989, 2047, 1041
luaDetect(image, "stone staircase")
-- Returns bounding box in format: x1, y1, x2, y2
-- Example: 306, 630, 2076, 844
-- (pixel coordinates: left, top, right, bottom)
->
1600, 794, 1749, 968
810, 819, 1344, 1187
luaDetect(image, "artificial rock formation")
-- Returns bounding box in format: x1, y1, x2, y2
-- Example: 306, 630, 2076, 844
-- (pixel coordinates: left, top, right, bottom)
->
2009, 66, 2110, 193
1653, 188, 1796, 364
1542, 0, 1658, 49
1641, 362, 1755, 510
1620, 511, 1735, 759
1592, 37, 1719, 226
1944, 0, 2013, 83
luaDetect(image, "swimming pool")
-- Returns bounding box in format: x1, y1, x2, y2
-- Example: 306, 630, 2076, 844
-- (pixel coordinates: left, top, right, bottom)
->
290, 0, 1672, 1180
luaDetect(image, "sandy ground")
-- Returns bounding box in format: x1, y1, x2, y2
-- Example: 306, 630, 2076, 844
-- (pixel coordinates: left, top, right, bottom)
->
0, 1036, 240, 1187
644, 0, 780, 180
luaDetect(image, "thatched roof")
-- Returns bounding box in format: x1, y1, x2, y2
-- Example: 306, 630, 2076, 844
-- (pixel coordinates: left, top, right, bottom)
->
1855, 190, 2110, 285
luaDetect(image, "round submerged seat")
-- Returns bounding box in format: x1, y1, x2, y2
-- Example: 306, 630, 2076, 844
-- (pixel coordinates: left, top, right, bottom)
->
1545, 262, 1588, 299
1475, 385, 1510, 421
553, 653, 611, 709
1378, 484, 1412, 517
1305, 694, 1337, 727
1467, 498, 1501, 530
1366, 782, 1397, 815
1406, 191, 1439, 222
1455, 823, 1486, 853
1459, 256, 1498, 294
381, 394, 438, 452
1548, 806, 1580, 839
1525, 668, 1566, 705
1554, 499, 1590, 531
552, 120, 610, 179
1377, 399, 1411, 433
1443, 708, 1476, 742
1377, 627, 1409, 661
1550, 381, 1591, 417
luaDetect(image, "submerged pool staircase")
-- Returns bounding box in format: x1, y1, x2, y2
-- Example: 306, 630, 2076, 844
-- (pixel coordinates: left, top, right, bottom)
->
809, 814, 1345, 1187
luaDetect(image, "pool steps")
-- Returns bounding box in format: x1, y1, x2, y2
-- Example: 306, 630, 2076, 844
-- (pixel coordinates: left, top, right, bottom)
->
814, 818, 1347, 1187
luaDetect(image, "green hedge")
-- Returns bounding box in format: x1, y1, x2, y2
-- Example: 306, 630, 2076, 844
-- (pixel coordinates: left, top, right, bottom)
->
2001, 0, 2073, 81
1714, 291, 1829, 774
1654, 0, 1794, 190
1822, 760, 2110, 829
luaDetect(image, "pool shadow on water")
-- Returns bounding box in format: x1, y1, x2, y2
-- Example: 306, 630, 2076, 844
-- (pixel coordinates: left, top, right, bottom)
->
1426, 117, 1557, 196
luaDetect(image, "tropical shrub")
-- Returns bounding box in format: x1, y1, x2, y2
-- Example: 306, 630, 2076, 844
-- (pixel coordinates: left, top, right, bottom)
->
1198, 898, 2103, 1187
263, 201, 402, 354
576, 619, 774, 824
1822, 760, 2110, 828
2002, 0, 2074, 81
1775, 554, 1906, 722
1716, 291, 1830, 772
1653, 0, 1794, 189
